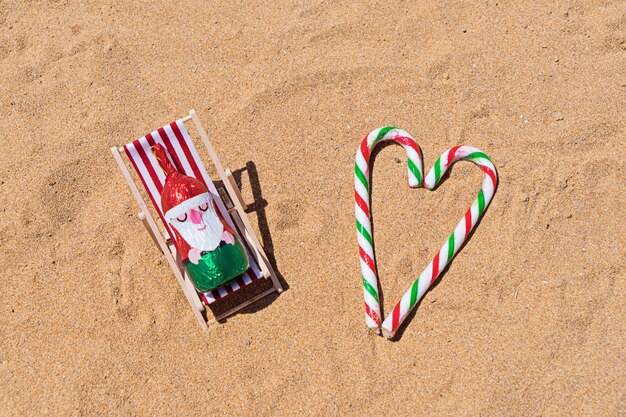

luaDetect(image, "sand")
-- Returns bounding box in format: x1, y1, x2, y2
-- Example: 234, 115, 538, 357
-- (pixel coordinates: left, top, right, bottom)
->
1, 1, 624, 415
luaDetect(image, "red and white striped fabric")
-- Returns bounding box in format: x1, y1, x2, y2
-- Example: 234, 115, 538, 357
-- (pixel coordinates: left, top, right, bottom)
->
124, 119, 262, 304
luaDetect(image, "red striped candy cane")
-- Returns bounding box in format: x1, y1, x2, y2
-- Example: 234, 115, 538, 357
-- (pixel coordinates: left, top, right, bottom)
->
355, 127, 424, 331
380, 145, 498, 338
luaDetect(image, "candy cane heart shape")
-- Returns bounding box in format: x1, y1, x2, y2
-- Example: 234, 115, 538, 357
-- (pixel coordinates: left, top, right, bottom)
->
354, 127, 498, 339
354, 127, 424, 332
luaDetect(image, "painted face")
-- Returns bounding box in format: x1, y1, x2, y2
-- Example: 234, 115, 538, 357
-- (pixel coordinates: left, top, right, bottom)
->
165, 192, 224, 252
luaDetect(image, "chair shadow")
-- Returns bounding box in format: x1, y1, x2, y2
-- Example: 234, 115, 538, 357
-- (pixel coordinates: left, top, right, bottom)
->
204, 161, 288, 322
367, 143, 499, 341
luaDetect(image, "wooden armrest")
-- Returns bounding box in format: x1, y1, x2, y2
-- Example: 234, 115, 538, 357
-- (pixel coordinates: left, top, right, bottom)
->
224, 169, 246, 208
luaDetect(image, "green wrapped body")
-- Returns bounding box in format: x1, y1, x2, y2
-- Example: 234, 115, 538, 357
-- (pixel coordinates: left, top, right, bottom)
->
185, 240, 250, 293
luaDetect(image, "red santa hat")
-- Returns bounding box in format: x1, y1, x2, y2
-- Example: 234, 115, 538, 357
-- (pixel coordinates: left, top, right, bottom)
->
152, 144, 211, 222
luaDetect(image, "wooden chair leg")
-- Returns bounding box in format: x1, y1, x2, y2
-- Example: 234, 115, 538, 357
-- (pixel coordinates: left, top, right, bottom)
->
138, 212, 162, 253
224, 169, 246, 208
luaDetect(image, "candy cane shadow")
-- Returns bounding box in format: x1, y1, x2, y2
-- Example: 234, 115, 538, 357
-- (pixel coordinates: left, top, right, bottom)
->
369, 145, 499, 341
216, 161, 289, 316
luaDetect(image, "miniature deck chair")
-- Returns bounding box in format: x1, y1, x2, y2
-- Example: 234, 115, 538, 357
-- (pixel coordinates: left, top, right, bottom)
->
110, 109, 283, 328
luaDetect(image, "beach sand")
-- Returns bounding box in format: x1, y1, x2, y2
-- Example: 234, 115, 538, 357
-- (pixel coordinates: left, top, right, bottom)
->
1, 1, 624, 415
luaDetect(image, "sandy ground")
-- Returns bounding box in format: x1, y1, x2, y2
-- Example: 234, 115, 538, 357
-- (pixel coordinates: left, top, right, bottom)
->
1, 1, 624, 415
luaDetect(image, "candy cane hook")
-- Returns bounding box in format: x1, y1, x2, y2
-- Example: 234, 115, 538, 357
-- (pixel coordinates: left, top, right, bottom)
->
354, 127, 424, 331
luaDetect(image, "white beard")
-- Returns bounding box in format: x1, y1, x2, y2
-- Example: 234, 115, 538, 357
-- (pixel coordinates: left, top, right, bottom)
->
172, 202, 224, 252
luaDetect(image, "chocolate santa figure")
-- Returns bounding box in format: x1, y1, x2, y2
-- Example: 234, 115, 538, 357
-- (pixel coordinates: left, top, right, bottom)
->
153, 144, 249, 293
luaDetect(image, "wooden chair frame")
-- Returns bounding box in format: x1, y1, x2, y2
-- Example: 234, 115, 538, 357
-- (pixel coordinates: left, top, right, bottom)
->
110, 109, 283, 328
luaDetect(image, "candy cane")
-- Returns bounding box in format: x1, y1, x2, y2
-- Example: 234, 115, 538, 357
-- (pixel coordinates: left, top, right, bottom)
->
355, 127, 498, 338
354, 127, 424, 331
